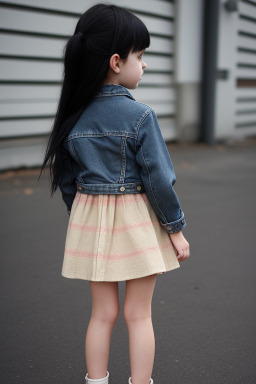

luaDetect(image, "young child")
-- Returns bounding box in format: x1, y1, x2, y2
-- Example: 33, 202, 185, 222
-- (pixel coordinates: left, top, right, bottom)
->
41, 4, 190, 384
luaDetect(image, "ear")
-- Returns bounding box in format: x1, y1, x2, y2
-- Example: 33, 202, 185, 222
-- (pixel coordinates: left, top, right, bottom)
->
109, 53, 121, 74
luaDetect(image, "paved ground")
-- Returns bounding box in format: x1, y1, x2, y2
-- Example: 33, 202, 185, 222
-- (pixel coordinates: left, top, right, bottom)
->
0, 138, 256, 384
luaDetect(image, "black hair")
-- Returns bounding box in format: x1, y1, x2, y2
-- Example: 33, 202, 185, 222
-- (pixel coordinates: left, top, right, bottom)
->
40, 3, 150, 194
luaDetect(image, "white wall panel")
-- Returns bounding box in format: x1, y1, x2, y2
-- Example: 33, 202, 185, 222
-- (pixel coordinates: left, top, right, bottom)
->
236, 68, 256, 79
0, 102, 56, 118
240, 2, 256, 20
237, 35, 256, 51
0, 6, 174, 36
236, 88, 256, 99
237, 52, 256, 66
0, 118, 53, 138
238, 19, 256, 36
0, 84, 60, 101
0, 57, 172, 82
236, 101, 256, 112
0, 59, 62, 81
0, 33, 174, 58
0, 0, 176, 170
2, 0, 174, 19
0, 8, 77, 36
215, 0, 256, 139
233, 1, 256, 135
235, 113, 256, 125
0, 33, 65, 58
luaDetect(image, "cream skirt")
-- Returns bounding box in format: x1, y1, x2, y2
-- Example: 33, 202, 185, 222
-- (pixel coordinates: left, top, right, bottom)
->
61, 191, 180, 282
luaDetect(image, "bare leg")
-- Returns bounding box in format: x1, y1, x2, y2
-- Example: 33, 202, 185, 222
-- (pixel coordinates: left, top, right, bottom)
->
85, 281, 119, 379
124, 274, 157, 384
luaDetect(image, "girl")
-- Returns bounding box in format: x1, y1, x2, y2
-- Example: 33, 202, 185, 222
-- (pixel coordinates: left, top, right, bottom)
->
41, 4, 190, 384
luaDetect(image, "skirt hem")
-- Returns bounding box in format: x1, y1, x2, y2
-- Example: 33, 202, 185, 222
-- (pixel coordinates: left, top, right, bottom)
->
61, 263, 180, 282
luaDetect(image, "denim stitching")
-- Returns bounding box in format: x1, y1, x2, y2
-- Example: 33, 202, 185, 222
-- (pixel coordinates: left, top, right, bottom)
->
165, 212, 185, 225
119, 136, 127, 183
95, 87, 135, 100
77, 182, 142, 187
134, 109, 153, 150
65, 131, 135, 142
95, 93, 135, 100
75, 184, 145, 194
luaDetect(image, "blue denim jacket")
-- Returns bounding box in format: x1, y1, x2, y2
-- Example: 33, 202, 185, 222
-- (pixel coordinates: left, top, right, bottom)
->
59, 84, 186, 233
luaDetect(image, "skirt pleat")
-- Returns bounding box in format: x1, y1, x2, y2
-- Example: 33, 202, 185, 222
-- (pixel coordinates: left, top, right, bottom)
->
61, 192, 180, 281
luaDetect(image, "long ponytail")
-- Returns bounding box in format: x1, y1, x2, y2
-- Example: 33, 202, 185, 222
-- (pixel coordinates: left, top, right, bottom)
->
40, 4, 150, 195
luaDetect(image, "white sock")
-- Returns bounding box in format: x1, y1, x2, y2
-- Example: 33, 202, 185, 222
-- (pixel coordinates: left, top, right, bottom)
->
85, 371, 109, 384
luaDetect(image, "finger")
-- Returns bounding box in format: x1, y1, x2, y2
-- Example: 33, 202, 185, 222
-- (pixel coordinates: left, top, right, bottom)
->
183, 249, 189, 258
178, 249, 188, 261
177, 250, 184, 260
179, 249, 189, 261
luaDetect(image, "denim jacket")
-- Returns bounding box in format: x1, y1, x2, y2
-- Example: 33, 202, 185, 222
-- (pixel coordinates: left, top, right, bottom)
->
59, 84, 186, 233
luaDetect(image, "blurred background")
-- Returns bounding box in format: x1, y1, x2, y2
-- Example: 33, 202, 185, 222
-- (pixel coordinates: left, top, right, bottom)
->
0, 0, 256, 169
0, 1, 256, 384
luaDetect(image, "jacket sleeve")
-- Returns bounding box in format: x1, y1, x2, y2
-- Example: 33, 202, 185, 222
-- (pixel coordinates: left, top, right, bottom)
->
58, 144, 77, 215
135, 109, 186, 233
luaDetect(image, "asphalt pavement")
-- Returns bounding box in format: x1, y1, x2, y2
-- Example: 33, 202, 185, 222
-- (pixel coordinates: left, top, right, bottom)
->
1, 138, 256, 384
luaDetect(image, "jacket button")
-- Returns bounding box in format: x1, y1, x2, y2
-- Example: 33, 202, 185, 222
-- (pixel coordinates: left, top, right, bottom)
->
181, 220, 185, 224
78, 186, 82, 191
167, 225, 172, 230
137, 185, 142, 191
120, 186, 125, 192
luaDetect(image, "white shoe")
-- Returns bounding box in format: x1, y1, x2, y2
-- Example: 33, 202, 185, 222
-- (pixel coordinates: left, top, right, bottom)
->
85, 370, 109, 384
128, 376, 153, 384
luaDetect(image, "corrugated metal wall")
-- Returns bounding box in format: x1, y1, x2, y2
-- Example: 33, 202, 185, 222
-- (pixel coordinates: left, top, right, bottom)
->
235, 0, 256, 135
0, 0, 176, 170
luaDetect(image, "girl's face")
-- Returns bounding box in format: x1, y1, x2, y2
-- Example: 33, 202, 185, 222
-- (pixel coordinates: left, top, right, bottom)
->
118, 49, 147, 89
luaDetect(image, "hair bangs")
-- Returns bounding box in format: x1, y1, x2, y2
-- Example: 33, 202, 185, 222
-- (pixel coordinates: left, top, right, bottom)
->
131, 17, 150, 53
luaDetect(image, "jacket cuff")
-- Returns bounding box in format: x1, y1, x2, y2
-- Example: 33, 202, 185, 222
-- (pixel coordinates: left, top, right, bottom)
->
160, 213, 186, 234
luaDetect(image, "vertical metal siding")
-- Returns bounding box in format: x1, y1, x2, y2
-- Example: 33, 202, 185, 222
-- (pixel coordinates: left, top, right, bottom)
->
0, 0, 176, 170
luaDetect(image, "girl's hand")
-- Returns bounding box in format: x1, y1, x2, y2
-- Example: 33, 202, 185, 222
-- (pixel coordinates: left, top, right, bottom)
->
169, 231, 190, 262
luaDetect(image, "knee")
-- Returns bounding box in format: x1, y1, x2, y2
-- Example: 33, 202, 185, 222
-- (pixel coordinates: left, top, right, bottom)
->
92, 304, 120, 325
123, 302, 151, 325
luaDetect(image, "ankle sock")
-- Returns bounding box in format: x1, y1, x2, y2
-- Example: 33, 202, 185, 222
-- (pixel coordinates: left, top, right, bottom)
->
85, 370, 109, 384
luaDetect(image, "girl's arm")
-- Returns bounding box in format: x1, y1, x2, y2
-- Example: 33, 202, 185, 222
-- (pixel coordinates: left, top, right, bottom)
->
135, 108, 186, 234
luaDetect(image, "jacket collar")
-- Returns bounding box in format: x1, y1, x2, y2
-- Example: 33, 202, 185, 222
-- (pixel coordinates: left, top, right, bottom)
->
96, 84, 135, 101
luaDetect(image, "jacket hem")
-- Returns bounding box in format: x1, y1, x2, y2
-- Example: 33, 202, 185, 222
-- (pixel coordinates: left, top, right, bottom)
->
76, 181, 146, 194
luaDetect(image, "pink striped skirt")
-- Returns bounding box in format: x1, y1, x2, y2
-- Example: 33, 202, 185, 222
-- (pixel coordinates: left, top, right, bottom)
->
61, 191, 180, 282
